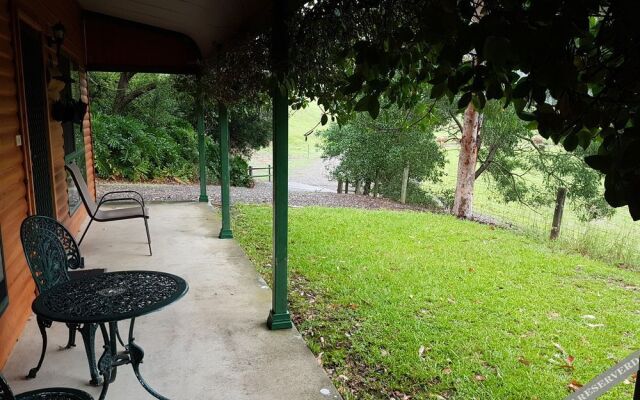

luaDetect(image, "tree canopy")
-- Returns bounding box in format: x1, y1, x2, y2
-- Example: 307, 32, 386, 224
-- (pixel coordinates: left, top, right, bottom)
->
205, 0, 640, 219
301, 0, 640, 219
320, 103, 447, 201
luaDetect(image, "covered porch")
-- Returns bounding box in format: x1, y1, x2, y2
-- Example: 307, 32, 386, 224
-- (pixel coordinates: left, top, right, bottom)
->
3, 202, 340, 399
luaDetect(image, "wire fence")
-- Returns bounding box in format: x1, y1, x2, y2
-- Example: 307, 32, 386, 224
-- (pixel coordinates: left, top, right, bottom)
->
474, 200, 640, 267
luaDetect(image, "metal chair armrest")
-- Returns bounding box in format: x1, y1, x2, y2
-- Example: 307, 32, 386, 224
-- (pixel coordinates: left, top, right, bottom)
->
101, 190, 146, 207
96, 197, 144, 212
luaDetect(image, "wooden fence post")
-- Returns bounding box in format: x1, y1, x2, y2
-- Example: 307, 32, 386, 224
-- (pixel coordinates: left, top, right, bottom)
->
550, 187, 567, 240
400, 165, 410, 204
249, 166, 253, 178
373, 171, 380, 198
268, 164, 272, 182
337, 179, 343, 194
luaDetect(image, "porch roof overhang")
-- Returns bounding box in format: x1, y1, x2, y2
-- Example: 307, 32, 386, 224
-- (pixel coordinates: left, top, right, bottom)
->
78, 0, 274, 74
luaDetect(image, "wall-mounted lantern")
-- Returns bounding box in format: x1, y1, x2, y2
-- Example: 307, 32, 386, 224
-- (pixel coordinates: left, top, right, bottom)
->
48, 22, 65, 57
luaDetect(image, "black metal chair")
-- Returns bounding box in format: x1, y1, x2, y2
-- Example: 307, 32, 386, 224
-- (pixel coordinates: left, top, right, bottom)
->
0, 373, 93, 400
65, 162, 152, 256
20, 216, 100, 385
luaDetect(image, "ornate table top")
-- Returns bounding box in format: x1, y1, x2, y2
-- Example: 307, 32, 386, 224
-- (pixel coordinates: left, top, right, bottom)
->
32, 271, 188, 324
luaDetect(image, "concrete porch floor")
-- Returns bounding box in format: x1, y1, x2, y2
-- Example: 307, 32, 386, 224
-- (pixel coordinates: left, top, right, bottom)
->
4, 202, 341, 400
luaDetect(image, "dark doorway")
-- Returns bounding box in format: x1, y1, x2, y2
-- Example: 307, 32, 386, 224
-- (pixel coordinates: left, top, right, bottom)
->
20, 23, 54, 217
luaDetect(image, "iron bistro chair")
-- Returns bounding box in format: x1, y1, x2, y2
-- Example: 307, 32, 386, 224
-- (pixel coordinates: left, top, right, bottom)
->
0, 373, 93, 400
65, 162, 152, 255
20, 216, 101, 385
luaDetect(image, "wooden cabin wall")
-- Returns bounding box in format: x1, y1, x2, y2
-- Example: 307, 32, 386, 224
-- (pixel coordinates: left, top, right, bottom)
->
0, 0, 33, 369
0, 0, 95, 368
14, 0, 96, 234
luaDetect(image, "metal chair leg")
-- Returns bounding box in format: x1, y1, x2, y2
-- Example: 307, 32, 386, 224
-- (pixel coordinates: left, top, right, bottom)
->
78, 218, 94, 245
64, 323, 78, 349
27, 317, 52, 379
79, 323, 101, 385
143, 217, 152, 256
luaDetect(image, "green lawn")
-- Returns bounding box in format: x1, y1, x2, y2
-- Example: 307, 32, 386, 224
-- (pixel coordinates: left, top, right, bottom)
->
424, 149, 640, 267
233, 205, 639, 399
250, 101, 327, 172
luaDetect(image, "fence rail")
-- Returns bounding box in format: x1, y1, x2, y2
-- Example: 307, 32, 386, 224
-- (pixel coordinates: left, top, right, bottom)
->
249, 165, 272, 182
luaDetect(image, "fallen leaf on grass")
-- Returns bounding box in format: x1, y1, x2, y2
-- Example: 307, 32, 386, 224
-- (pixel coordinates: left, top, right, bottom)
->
586, 323, 605, 328
381, 349, 389, 357
418, 345, 430, 360
553, 343, 568, 355
442, 367, 452, 375
474, 374, 486, 381
624, 373, 637, 385
517, 356, 531, 366
567, 380, 583, 392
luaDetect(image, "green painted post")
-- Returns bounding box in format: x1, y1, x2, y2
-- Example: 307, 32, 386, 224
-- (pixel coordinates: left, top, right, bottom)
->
218, 103, 233, 239
197, 95, 209, 203
267, 0, 292, 330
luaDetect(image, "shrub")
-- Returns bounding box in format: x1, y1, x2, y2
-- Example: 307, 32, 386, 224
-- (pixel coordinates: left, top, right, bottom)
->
92, 112, 252, 186
379, 178, 445, 210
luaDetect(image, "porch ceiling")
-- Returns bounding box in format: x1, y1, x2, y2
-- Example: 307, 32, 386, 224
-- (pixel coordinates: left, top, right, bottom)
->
77, 0, 271, 59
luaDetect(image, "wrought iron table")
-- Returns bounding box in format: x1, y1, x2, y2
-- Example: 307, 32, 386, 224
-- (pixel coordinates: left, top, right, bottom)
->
32, 271, 189, 400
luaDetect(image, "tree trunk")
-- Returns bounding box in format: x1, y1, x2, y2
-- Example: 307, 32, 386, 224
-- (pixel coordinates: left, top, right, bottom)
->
452, 103, 482, 219
373, 171, 380, 198
344, 180, 349, 194
112, 72, 157, 114
355, 180, 362, 195
400, 165, 409, 204
363, 180, 371, 195
337, 179, 343, 194
550, 187, 567, 240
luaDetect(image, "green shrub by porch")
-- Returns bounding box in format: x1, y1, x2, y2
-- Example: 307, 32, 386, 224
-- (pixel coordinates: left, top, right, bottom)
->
92, 112, 251, 186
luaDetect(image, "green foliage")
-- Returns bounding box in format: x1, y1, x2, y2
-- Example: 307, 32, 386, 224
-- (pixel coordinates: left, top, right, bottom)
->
209, 101, 272, 157
92, 112, 250, 186
234, 205, 639, 399
171, 75, 273, 155
89, 72, 272, 186
280, 1, 640, 219
470, 102, 613, 221
320, 103, 447, 199
379, 180, 444, 209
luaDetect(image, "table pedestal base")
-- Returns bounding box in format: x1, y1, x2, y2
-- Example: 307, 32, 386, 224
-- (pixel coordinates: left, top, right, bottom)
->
98, 319, 170, 400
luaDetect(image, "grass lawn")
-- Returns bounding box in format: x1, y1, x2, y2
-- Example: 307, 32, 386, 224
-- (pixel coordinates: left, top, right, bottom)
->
233, 205, 640, 399
424, 149, 640, 267
250, 101, 327, 172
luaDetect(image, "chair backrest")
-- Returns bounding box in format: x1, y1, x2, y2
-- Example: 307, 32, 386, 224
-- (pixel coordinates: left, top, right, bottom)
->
0, 373, 16, 400
20, 216, 81, 293
65, 163, 97, 216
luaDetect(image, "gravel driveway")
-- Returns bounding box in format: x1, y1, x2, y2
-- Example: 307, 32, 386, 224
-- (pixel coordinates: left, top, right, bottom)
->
97, 181, 425, 211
